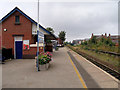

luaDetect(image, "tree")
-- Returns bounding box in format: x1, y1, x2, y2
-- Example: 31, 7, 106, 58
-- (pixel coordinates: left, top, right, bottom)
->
101, 37, 105, 43
84, 41, 88, 45
99, 37, 115, 46
46, 27, 54, 33
58, 31, 66, 43
89, 36, 97, 44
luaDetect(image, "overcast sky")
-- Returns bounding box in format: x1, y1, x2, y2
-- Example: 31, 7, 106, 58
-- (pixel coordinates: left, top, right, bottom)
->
0, 0, 119, 41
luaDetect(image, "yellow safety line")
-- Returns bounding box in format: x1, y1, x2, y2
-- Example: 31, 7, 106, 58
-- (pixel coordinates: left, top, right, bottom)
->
67, 53, 87, 89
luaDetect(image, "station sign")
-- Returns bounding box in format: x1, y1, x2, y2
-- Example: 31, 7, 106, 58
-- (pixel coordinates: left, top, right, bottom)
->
38, 31, 44, 38
38, 38, 44, 43
38, 31, 44, 43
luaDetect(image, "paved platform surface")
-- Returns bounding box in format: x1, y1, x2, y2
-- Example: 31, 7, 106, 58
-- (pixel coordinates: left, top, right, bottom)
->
2, 47, 83, 88
67, 47, 119, 88
2, 47, 120, 88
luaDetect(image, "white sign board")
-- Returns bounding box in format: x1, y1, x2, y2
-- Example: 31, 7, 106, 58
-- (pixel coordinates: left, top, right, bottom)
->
38, 38, 44, 43
38, 31, 44, 38
38, 31, 44, 43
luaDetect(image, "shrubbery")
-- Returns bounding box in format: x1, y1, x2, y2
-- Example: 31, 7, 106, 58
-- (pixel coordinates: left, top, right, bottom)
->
80, 36, 118, 53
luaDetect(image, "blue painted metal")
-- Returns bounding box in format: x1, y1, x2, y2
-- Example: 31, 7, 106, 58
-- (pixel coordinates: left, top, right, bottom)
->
37, 30, 40, 71
15, 41, 23, 59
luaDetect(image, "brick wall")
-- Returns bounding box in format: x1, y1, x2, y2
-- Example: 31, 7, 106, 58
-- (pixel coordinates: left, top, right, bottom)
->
23, 47, 43, 55
23, 47, 44, 59
2, 11, 37, 58
0, 36, 1, 49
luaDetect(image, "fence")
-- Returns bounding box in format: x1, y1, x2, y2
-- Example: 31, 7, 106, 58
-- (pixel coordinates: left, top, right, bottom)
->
2, 48, 13, 59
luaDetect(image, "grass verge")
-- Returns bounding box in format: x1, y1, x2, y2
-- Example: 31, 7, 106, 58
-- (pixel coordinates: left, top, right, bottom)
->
67, 45, 120, 72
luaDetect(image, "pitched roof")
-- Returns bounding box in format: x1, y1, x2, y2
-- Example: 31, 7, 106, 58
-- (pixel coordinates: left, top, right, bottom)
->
0, 7, 57, 39
109, 35, 120, 39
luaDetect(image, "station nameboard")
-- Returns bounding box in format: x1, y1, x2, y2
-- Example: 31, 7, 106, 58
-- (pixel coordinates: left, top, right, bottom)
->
38, 31, 44, 38
38, 31, 44, 43
38, 38, 44, 43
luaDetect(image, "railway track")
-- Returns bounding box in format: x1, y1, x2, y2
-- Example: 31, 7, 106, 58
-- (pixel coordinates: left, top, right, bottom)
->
67, 45, 120, 80
87, 48, 120, 56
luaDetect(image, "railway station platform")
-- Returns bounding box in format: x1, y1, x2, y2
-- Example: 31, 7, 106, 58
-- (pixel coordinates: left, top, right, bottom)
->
67, 47, 119, 88
2, 47, 120, 89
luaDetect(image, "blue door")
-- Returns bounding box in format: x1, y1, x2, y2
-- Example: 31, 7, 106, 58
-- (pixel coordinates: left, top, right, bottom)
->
15, 41, 23, 59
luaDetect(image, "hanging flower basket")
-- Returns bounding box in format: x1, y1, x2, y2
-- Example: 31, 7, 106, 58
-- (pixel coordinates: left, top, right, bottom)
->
35, 52, 52, 70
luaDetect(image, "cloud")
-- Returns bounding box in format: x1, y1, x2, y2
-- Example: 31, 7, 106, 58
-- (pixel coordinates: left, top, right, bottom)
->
39, 2, 118, 41
0, 1, 118, 41
1, 0, 119, 2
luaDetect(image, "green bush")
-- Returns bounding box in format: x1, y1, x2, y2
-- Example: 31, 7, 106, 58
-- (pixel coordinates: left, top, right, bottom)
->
55, 47, 59, 51
95, 49, 98, 53
46, 40, 52, 44
84, 47, 89, 50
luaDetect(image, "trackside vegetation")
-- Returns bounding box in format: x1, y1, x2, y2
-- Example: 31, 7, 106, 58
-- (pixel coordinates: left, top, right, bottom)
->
80, 36, 119, 53
66, 36, 120, 72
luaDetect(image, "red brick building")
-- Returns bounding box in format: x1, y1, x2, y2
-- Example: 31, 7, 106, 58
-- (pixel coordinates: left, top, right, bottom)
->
57, 38, 63, 45
0, 7, 56, 59
0, 36, 1, 49
91, 33, 120, 46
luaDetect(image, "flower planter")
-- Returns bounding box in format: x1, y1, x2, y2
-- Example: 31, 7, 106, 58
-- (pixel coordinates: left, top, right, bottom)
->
35, 58, 50, 70
39, 64, 46, 70
35, 52, 52, 71
46, 63, 50, 69
39, 63, 50, 70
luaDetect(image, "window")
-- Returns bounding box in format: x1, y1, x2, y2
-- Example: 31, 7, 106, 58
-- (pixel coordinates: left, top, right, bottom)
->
15, 16, 20, 24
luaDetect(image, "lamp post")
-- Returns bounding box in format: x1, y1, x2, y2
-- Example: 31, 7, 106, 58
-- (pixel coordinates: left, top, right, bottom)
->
37, 0, 40, 71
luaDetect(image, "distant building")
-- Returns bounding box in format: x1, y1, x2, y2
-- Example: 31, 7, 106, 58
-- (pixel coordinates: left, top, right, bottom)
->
108, 34, 120, 46
72, 40, 80, 45
91, 33, 120, 46
72, 38, 89, 45
91, 33, 107, 39
57, 38, 63, 45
